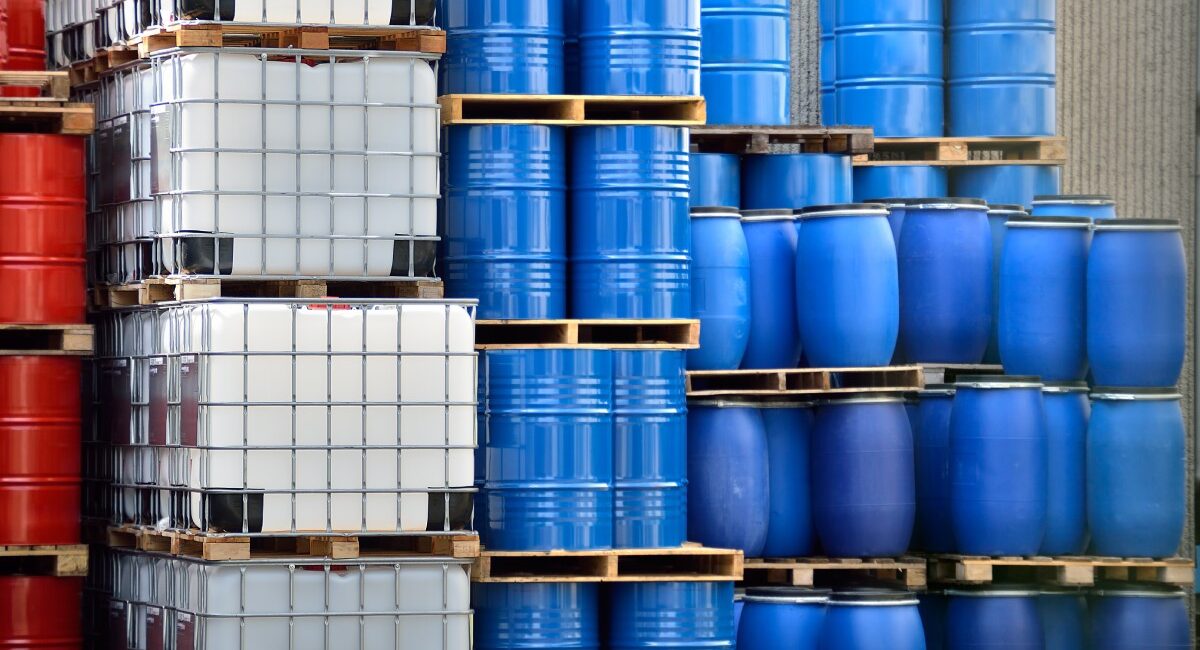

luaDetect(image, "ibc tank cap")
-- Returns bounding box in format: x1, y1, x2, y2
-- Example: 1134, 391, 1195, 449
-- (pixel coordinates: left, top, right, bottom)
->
797, 203, 890, 219
955, 375, 1043, 389
828, 589, 919, 606
690, 206, 741, 218
1089, 388, 1182, 401
1091, 218, 1180, 231
906, 197, 989, 211
1006, 215, 1093, 228
1033, 194, 1116, 205
744, 587, 831, 604
740, 208, 795, 222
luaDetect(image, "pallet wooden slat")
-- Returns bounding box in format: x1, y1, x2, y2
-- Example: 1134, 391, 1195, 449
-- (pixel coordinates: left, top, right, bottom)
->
0, 71, 94, 134
743, 557, 927, 589
475, 319, 700, 350
0, 323, 94, 355
93, 277, 445, 309
0, 544, 89, 577
107, 526, 480, 561
440, 94, 706, 126
690, 125, 876, 155
928, 555, 1195, 587
472, 545, 743, 583
685, 366, 924, 397
854, 136, 1067, 167
136, 22, 446, 57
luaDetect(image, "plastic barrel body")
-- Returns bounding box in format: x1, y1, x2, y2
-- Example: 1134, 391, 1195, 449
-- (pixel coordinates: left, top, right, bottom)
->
1032, 195, 1117, 219
738, 589, 827, 650
579, 1, 702, 95
700, 0, 791, 125
1038, 591, 1087, 650
742, 154, 854, 210
608, 582, 735, 649
442, 0, 564, 94
687, 403, 769, 556
690, 153, 741, 208
473, 583, 601, 650
740, 214, 801, 369
689, 210, 751, 370
914, 388, 955, 553
853, 167, 948, 203
1040, 387, 1089, 555
820, 0, 837, 123
819, 592, 925, 650
1090, 588, 1191, 650
952, 166, 1061, 208
918, 592, 947, 650
760, 405, 817, 558
982, 206, 1027, 364
946, 590, 1045, 650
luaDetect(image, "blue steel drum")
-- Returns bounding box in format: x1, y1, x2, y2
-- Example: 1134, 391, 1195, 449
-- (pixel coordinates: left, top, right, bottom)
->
740, 210, 801, 369
1038, 589, 1087, 650
999, 216, 1091, 381
947, 0, 1056, 136
812, 397, 915, 557
1088, 390, 1186, 558
442, 0, 564, 94
563, 0, 579, 93
950, 376, 1047, 556
738, 587, 828, 650
1090, 585, 1191, 650
914, 385, 955, 553
608, 582, 735, 649
945, 588, 1045, 650
795, 204, 899, 367
898, 199, 992, 364
571, 126, 691, 319
742, 154, 854, 210
690, 153, 741, 208
444, 125, 567, 319
759, 403, 817, 558
473, 582, 601, 650
687, 401, 770, 556
983, 205, 1028, 364
1088, 220, 1186, 387
483, 349, 614, 551
918, 591, 947, 650
1032, 194, 1117, 219
853, 167, 949, 203
835, 0, 943, 136
578, 0, 702, 95
820, 0, 837, 124
819, 590, 925, 650
1040, 384, 1089, 556
689, 208, 751, 370
700, 0, 791, 125
952, 166, 1061, 208
612, 350, 688, 549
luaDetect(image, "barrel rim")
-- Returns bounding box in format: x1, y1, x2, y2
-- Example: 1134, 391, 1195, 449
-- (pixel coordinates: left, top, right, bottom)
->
987, 204, 1028, 215
688, 398, 773, 408
1006, 215, 1093, 228
863, 197, 913, 207
1090, 388, 1183, 401
1038, 586, 1088, 596
1033, 194, 1115, 205
1092, 218, 1181, 231
919, 384, 956, 397
749, 401, 816, 409
798, 204, 891, 219
744, 586, 831, 604
955, 375, 1043, 388
690, 206, 742, 218
828, 589, 919, 606
905, 197, 989, 210
740, 208, 795, 222
817, 394, 909, 406
1092, 584, 1188, 598
1042, 382, 1090, 394
945, 586, 1042, 597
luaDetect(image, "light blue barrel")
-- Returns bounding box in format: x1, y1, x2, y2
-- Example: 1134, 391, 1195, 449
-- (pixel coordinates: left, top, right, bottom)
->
1038, 589, 1087, 650
740, 209, 801, 369
742, 154, 854, 210
700, 0, 791, 125
579, 1, 702, 95
563, 0, 579, 93
820, 0, 837, 123
983, 204, 1027, 364
946, 588, 1045, 650
914, 385, 955, 553
1040, 384, 1089, 555
947, 0, 1056, 136
738, 587, 828, 650
473, 583, 601, 650
1090, 586, 1192, 650
759, 403, 817, 558
1032, 194, 1117, 219
819, 590, 925, 650
690, 153, 741, 209
853, 167, 949, 203
571, 126, 691, 319
687, 401, 770, 556
689, 208, 751, 370
836, 0, 944, 136
444, 125, 567, 319
442, 0, 564, 94
483, 349, 614, 551
951, 166, 1061, 208
609, 582, 735, 649
612, 350, 687, 549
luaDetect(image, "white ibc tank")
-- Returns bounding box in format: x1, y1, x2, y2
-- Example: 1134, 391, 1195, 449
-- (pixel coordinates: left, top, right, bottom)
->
156, 0, 401, 25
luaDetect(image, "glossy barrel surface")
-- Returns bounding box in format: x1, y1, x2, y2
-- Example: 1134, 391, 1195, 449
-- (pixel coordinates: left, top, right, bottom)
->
687, 402, 769, 556
819, 592, 925, 650
1090, 588, 1191, 650
442, 0, 564, 93
914, 388, 955, 553
946, 590, 1045, 650
579, 1, 702, 95
742, 154, 853, 210
473, 583, 600, 650
608, 582, 735, 649
701, 0, 791, 125
738, 589, 827, 650
690, 153, 741, 208
1040, 387, 1089, 555
853, 166, 948, 203
689, 210, 751, 370
740, 214, 801, 369
0, 576, 83, 649
760, 405, 817, 558
951, 165, 1061, 208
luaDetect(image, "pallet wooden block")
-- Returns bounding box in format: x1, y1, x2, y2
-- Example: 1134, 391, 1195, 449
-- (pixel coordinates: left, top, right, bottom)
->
472, 544, 743, 583
685, 366, 924, 397
0, 71, 94, 134
0, 544, 89, 577
475, 319, 700, 350
743, 557, 927, 589
440, 94, 707, 126
690, 125, 876, 155
94, 277, 444, 309
136, 22, 447, 57
0, 323, 94, 355
928, 555, 1195, 587
854, 136, 1067, 167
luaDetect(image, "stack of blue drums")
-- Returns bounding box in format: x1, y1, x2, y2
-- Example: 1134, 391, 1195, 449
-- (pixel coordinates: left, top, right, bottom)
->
699, 0, 791, 125
737, 588, 925, 650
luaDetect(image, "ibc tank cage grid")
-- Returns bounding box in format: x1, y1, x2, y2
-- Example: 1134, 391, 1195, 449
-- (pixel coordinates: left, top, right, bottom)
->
89, 298, 478, 539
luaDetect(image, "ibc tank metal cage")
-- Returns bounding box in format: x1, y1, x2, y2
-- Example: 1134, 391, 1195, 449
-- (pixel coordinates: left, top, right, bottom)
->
47, 0, 103, 66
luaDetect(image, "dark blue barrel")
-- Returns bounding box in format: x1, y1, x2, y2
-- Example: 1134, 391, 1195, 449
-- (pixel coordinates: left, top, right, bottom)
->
819, 590, 925, 650
853, 167, 949, 203
983, 204, 1027, 364
733, 593, 744, 637
918, 591, 947, 650
473, 582, 601, 650
759, 403, 816, 558
690, 153, 741, 208
687, 401, 769, 556
578, 1, 701, 95
563, 0, 579, 93
612, 350, 687, 549
796, 204, 899, 367
738, 587, 828, 650
914, 385, 955, 553
812, 397, 915, 557
947, 0, 1056, 136
950, 376, 1046, 555
835, 0, 943, 136
740, 209, 801, 369
1040, 384, 1089, 556
945, 588, 1045, 650
444, 125, 567, 319
1038, 589, 1087, 650
742, 154, 854, 210
608, 582, 735, 649
442, 0, 564, 94
1087, 219, 1186, 387
571, 126, 691, 319
700, 0, 790, 125
689, 208, 751, 370
1032, 194, 1116, 219
1090, 585, 1191, 650
999, 216, 1091, 381
819, 0, 837, 124
1088, 390, 1185, 558
483, 349, 614, 551
951, 166, 1061, 208
898, 198, 992, 363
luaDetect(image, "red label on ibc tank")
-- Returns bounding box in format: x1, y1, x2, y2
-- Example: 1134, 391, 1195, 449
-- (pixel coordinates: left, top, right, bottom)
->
146, 605, 165, 650
180, 355, 198, 446
149, 356, 168, 445
175, 611, 196, 650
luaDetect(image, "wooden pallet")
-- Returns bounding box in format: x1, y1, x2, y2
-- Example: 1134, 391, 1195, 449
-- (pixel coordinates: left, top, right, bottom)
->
472, 544, 743, 583
854, 136, 1067, 167
137, 22, 446, 57
918, 364, 1005, 385
93, 277, 444, 308
67, 46, 141, 86
0, 71, 94, 135
475, 319, 699, 350
928, 555, 1195, 587
0, 323, 94, 355
743, 557, 927, 590
0, 544, 89, 577
685, 366, 923, 397
440, 94, 706, 126
690, 125, 876, 155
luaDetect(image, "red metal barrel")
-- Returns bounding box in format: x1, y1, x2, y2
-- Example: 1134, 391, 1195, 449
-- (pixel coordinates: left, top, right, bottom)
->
1, 0, 43, 98
0, 576, 84, 649
0, 134, 86, 325
0, 356, 81, 545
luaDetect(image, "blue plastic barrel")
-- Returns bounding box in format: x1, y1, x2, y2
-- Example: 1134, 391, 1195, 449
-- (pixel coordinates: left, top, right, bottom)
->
835, 0, 943, 136
1032, 194, 1117, 219
571, 126, 691, 319
946, 588, 1045, 650
700, 0, 790, 125
1090, 586, 1191, 650
759, 403, 817, 558
740, 209, 801, 369
690, 153, 741, 208
950, 376, 1047, 556
1088, 390, 1185, 558
687, 401, 770, 556
563, 0, 579, 93
733, 593, 745, 638
442, 0, 564, 94
579, 1, 702, 95
812, 397, 915, 557
738, 588, 828, 650
951, 166, 1061, 208
866, 198, 910, 244
898, 199, 992, 363
612, 350, 687, 549
918, 591, 947, 650
473, 582, 601, 650
999, 216, 1091, 381
1040, 384, 1089, 556
914, 385, 955, 553
819, 590, 925, 650
853, 167, 949, 203
483, 349, 614, 551
947, 0, 1056, 136
1087, 219, 1186, 387
742, 154, 854, 210
444, 125, 567, 319
820, 0, 837, 124
689, 208, 751, 370
1038, 589, 1087, 650
983, 204, 1027, 364
609, 582, 735, 649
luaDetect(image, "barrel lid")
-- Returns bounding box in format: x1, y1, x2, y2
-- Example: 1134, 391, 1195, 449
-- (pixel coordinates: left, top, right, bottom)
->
798, 203, 890, 218
828, 589, 919, 606
905, 197, 989, 211
945, 585, 1042, 597
1033, 194, 1115, 205
1093, 583, 1187, 598
863, 197, 913, 207
919, 384, 956, 397
744, 587, 831, 604
818, 393, 909, 406
1006, 215, 1092, 228
988, 204, 1028, 214
1090, 388, 1182, 401
690, 206, 741, 218
1092, 218, 1180, 231
1042, 382, 1089, 394
955, 375, 1043, 389
741, 208, 795, 222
